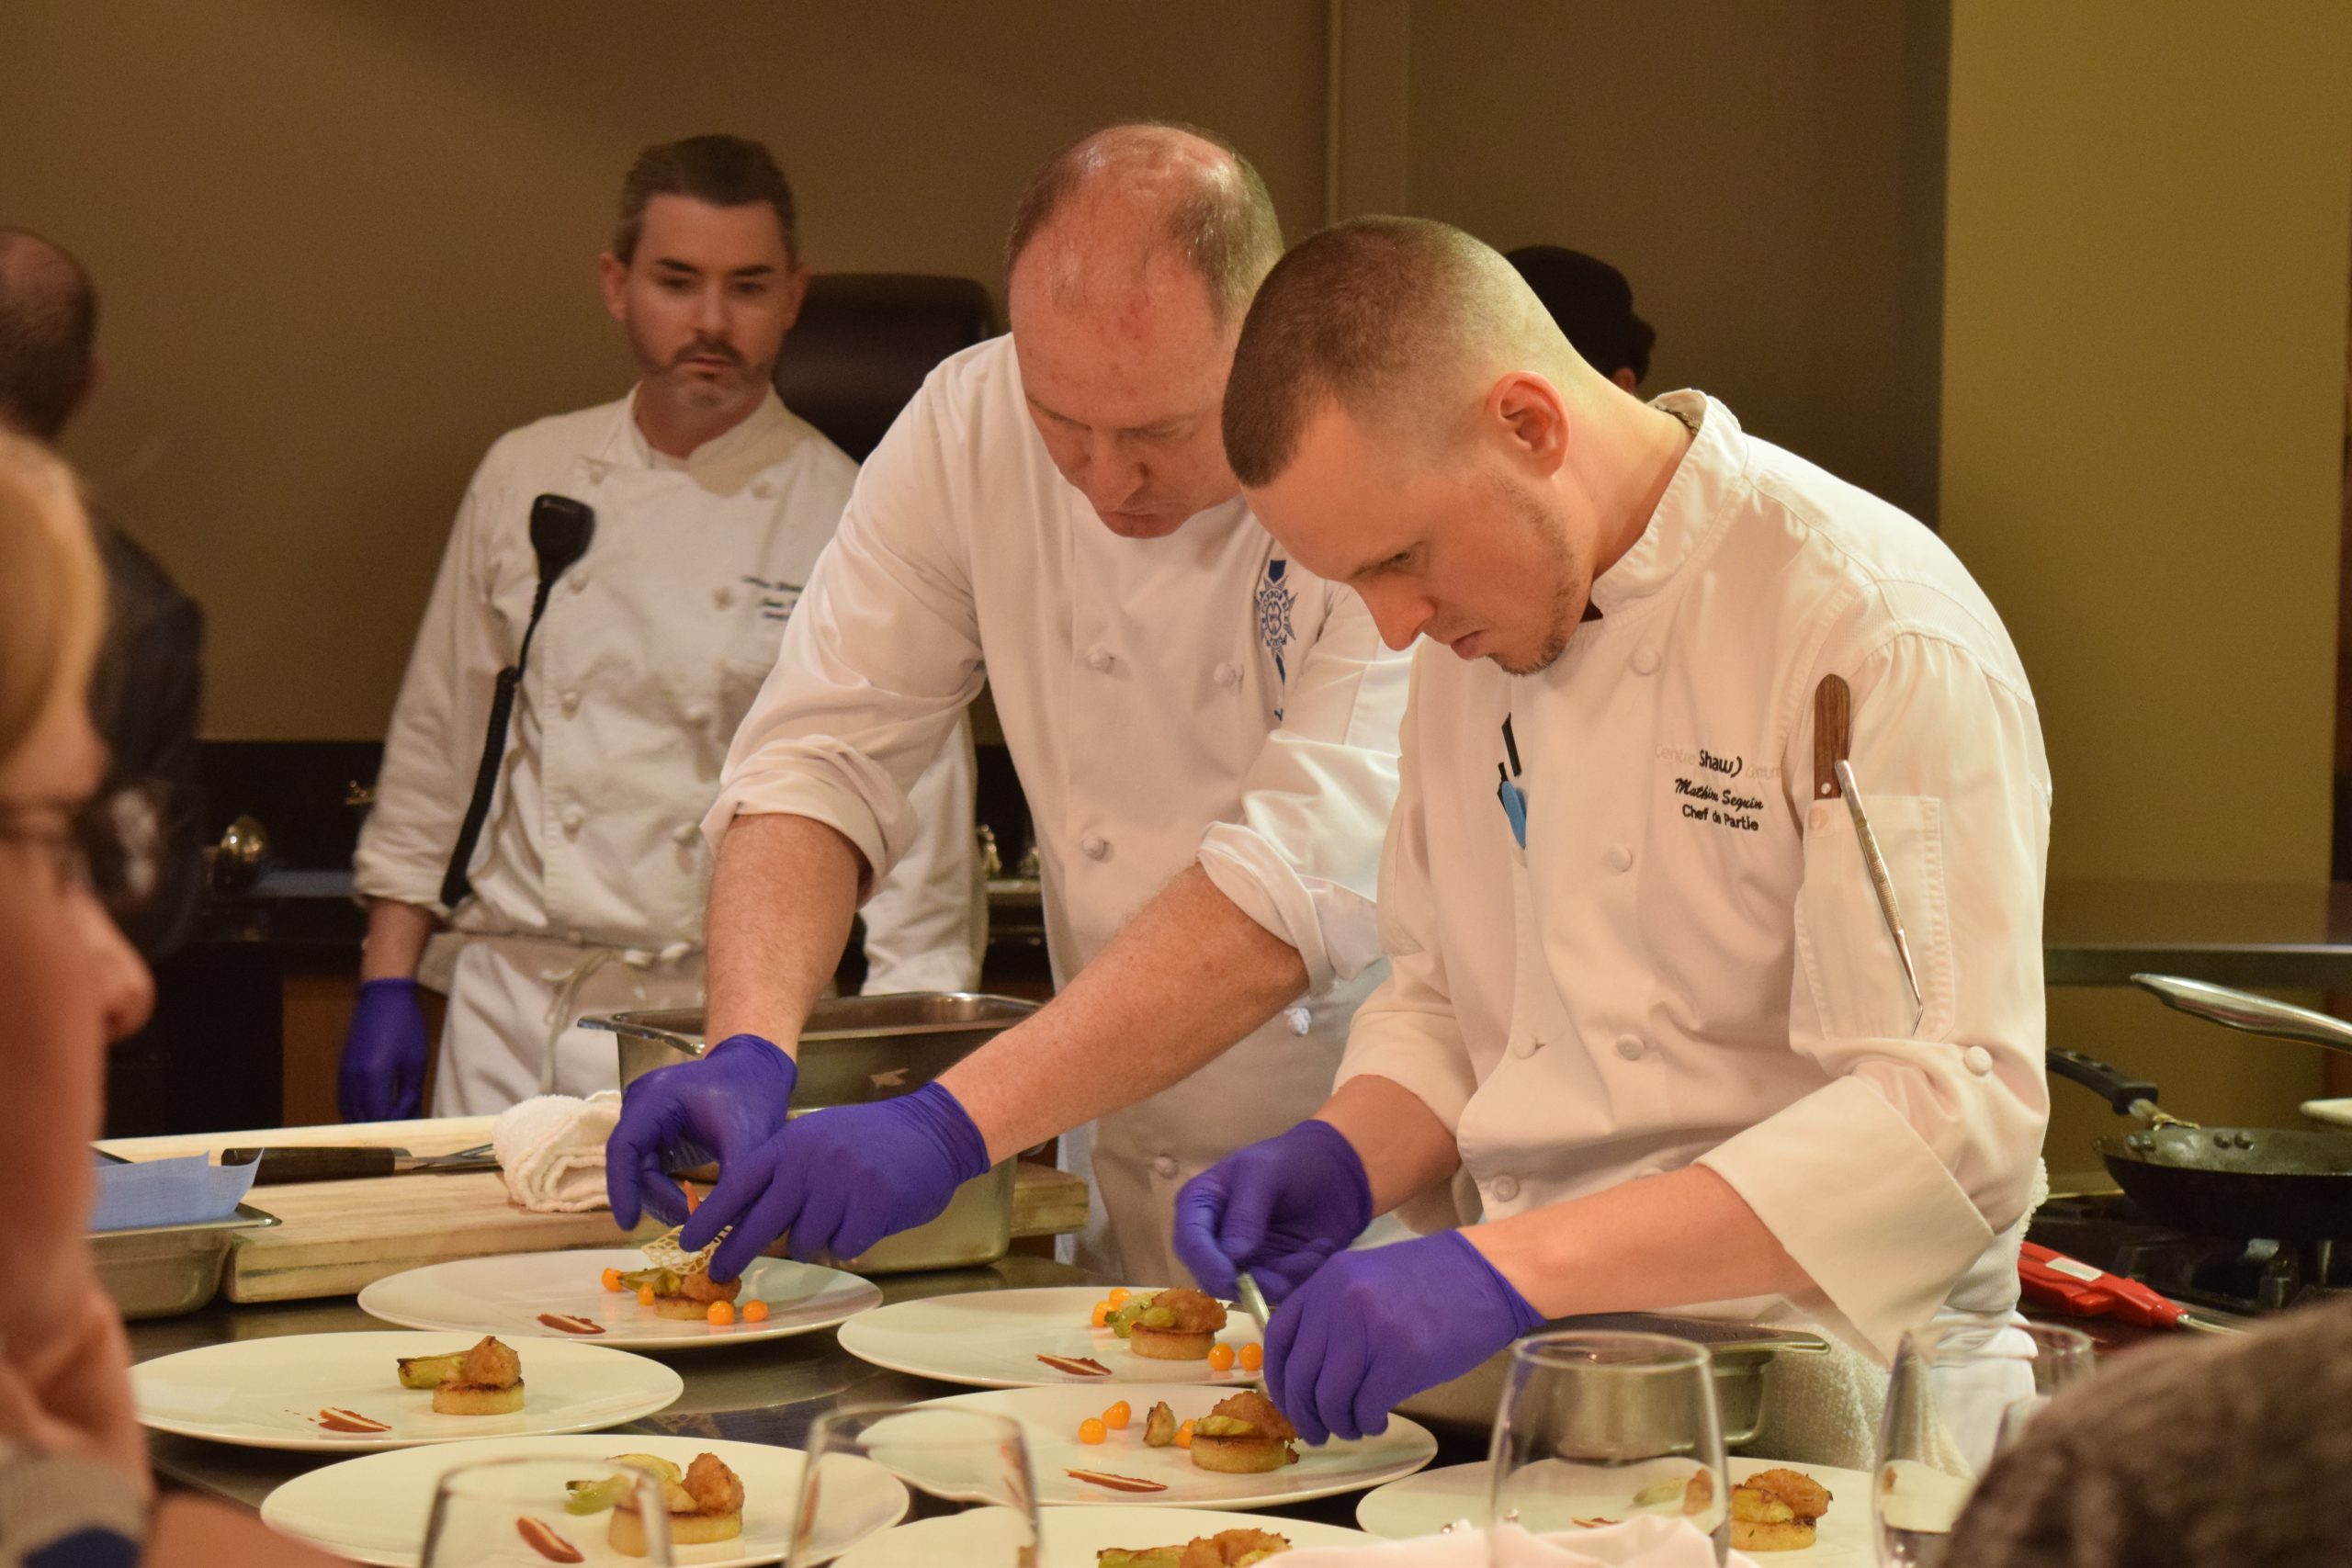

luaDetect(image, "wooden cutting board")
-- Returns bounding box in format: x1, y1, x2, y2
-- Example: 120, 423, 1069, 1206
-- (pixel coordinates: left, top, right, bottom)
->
97, 1117, 1091, 1304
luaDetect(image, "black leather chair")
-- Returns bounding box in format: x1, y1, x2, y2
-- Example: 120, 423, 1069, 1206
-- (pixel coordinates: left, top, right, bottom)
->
773, 274, 997, 461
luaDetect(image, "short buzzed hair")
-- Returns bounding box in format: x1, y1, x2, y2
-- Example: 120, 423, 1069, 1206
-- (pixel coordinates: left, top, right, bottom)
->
1003, 121, 1283, 329
614, 134, 798, 266
0, 229, 98, 443
1224, 216, 1565, 487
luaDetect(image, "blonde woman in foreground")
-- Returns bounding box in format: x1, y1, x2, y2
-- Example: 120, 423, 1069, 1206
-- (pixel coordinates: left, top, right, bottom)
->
0, 428, 337, 1566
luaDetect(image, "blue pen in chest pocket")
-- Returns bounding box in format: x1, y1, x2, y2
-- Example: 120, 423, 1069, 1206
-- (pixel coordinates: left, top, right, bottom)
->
1496, 714, 1528, 849
1255, 556, 1297, 719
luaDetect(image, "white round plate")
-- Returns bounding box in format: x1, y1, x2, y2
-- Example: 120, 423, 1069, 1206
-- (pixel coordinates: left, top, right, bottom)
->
918, 1384, 1436, 1510
834, 1504, 1375, 1566
261, 1433, 908, 1568
359, 1248, 881, 1349
1356, 1457, 1873, 1564
841, 1286, 1262, 1391
132, 1331, 681, 1453
2301, 1097, 2352, 1129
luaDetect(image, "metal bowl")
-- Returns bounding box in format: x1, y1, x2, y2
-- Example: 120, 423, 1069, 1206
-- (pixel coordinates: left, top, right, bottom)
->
586, 993, 1038, 1274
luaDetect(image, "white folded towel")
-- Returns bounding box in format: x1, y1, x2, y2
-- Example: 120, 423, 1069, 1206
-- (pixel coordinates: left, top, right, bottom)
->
492, 1091, 622, 1213
1284, 1517, 1759, 1567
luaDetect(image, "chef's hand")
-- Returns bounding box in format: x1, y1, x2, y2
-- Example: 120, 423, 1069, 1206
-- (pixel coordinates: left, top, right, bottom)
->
1172, 1119, 1372, 1303
677, 1081, 990, 1281
1265, 1230, 1544, 1446
336, 976, 428, 1122
605, 1034, 797, 1230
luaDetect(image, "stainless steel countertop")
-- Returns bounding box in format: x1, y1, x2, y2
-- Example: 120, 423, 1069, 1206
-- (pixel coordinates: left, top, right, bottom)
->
132, 1257, 1482, 1532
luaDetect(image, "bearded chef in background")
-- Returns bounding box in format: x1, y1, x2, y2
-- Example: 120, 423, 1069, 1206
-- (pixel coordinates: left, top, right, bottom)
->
1179, 217, 2050, 1465
345, 134, 980, 1120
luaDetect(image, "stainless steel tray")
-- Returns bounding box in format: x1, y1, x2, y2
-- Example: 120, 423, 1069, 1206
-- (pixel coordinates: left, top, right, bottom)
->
584, 992, 1037, 1274
89, 1201, 282, 1320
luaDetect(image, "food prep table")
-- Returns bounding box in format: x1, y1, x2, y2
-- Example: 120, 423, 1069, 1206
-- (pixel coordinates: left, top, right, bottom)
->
128, 1257, 1493, 1536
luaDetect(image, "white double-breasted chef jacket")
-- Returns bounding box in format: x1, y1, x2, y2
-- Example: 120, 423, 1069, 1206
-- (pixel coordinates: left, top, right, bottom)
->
356, 389, 982, 1114
710, 336, 1413, 1281
1343, 391, 2050, 1365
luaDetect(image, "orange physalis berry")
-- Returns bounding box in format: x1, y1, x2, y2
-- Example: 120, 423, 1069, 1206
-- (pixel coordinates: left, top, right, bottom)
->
1174, 1419, 1195, 1449
1103, 1400, 1132, 1430
637, 1284, 656, 1306
707, 1300, 736, 1326
1079, 1417, 1107, 1445
1239, 1343, 1264, 1371
1091, 1301, 1113, 1328
1106, 1288, 1133, 1307
1206, 1343, 1237, 1371
741, 1300, 770, 1323
601, 1268, 624, 1292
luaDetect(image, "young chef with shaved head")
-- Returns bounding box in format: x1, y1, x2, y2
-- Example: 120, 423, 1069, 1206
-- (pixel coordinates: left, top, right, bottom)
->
607, 125, 1410, 1285
1177, 217, 2050, 1463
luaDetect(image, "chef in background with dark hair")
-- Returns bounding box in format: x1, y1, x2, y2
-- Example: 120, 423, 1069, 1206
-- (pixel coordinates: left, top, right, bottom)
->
345, 134, 981, 1122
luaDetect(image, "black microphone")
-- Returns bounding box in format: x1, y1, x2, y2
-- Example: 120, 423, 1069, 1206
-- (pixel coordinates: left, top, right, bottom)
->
440, 494, 597, 909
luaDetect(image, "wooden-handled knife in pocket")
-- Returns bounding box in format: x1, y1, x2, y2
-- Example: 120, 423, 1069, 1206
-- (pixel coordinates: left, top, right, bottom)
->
1814, 675, 1925, 1032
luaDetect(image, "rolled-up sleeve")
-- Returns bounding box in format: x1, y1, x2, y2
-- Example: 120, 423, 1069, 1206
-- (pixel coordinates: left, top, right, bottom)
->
703, 378, 984, 894
1699, 628, 2052, 1360
354, 453, 509, 914
1330, 655, 1481, 1133
1197, 579, 1408, 996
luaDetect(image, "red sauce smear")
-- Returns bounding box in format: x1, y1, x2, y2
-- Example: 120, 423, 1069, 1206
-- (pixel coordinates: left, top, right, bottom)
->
1037, 1354, 1113, 1377
315, 1407, 390, 1434
516, 1516, 584, 1562
1065, 1468, 1169, 1494
537, 1313, 606, 1335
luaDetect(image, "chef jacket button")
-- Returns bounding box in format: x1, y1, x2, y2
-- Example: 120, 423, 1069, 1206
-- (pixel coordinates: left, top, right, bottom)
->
1963, 1044, 1993, 1076
561, 806, 585, 837
672, 823, 699, 848
1631, 647, 1660, 676
684, 704, 712, 727
1605, 843, 1634, 873
569, 573, 590, 593
752, 481, 775, 500
1614, 1033, 1646, 1061
1087, 648, 1114, 673
1285, 1006, 1312, 1035
713, 586, 734, 610
1489, 1174, 1521, 1202
1151, 1155, 1179, 1179
566, 928, 585, 944
1213, 661, 1241, 688
560, 689, 581, 716
1080, 833, 1110, 861
1511, 1035, 1544, 1059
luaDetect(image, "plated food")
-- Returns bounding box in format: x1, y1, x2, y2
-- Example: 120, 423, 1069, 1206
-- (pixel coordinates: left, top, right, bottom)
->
840, 1286, 1259, 1389
827, 1505, 1374, 1568
1097, 1526, 1293, 1566
916, 1384, 1435, 1510
132, 1332, 679, 1453
359, 1247, 876, 1349
564, 1450, 747, 1555
396, 1335, 524, 1416
1354, 1457, 1871, 1563
260, 1434, 909, 1568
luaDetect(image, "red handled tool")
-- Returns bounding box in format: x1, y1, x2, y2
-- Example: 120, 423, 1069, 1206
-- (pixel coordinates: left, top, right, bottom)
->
2019, 1240, 2239, 1334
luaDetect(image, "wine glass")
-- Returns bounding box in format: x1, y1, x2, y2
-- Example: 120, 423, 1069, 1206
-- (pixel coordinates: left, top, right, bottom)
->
1488, 1330, 1731, 1567
1873, 1316, 2097, 1566
420, 1454, 673, 1565
792, 1404, 1039, 1567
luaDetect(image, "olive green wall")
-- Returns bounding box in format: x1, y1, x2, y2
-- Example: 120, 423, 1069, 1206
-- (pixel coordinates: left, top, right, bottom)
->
1938, 1, 2352, 1170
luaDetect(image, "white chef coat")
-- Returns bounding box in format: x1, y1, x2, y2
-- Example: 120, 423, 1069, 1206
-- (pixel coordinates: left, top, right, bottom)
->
1343, 391, 2050, 1366
709, 335, 1412, 1282
356, 389, 982, 1113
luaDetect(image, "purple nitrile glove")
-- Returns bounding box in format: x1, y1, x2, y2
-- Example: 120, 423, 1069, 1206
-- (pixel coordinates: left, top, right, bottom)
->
1172, 1119, 1373, 1303
337, 977, 429, 1122
1264, 1229, 1544, 1446
676, 1080, 989, 1281
605, 1034, 796, 1233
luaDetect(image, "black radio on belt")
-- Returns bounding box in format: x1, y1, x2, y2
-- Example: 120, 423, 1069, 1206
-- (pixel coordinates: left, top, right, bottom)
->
440, 494, 596, 909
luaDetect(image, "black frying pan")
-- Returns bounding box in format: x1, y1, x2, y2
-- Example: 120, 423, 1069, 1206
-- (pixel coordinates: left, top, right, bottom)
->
2046, 1045, 2352, 1241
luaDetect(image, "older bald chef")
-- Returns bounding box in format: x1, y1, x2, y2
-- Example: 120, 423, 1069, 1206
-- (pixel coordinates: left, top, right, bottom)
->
606, 124, 1409, 1286
345, 135, 979, 1120
1178, 218, 2050, 1459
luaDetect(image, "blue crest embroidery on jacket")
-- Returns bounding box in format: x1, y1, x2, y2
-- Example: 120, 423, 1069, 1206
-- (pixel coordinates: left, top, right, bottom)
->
1256, 557, 1296, 721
